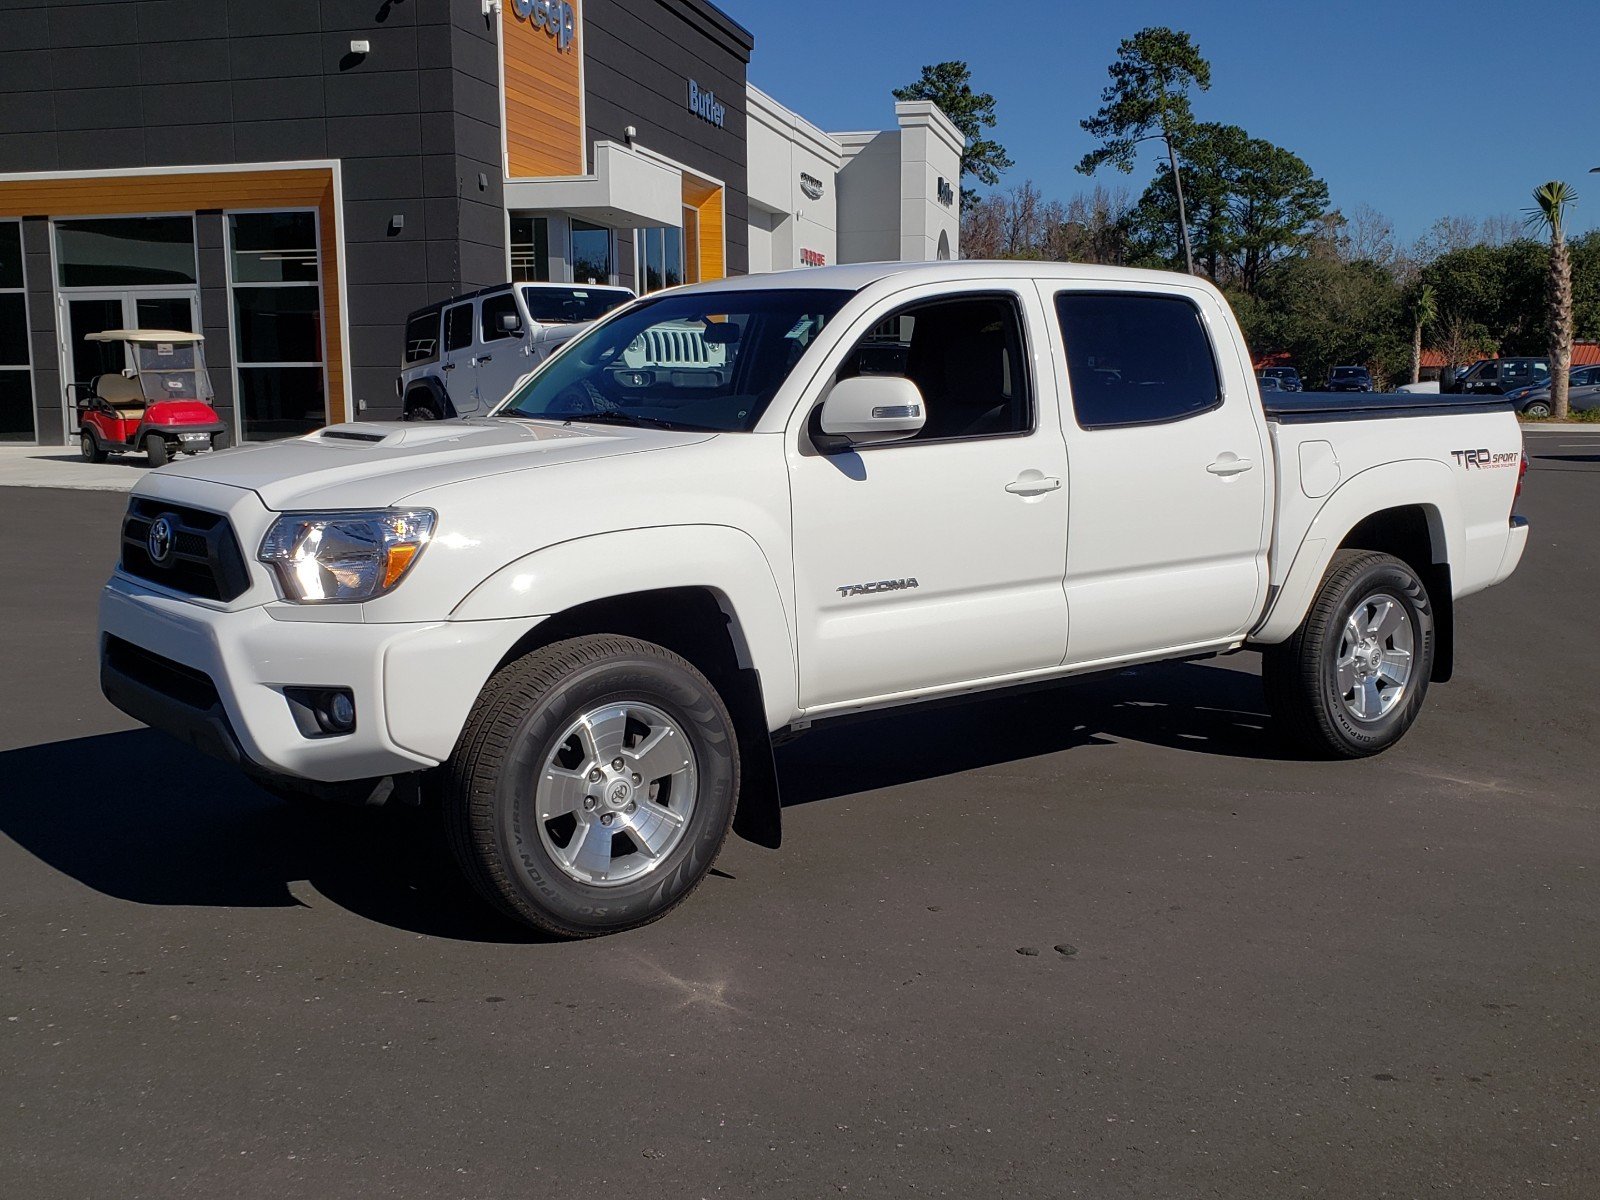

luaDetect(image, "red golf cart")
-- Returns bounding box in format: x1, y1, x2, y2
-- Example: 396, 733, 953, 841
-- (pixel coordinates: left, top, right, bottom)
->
72, 329, 229, 466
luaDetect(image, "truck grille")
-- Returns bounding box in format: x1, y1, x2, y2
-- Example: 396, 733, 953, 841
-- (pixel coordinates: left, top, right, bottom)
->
120, 498, 251, 602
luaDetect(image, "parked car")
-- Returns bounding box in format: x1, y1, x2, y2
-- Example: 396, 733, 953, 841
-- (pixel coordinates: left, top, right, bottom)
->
1503, 365, 1600, 417
1326, 365, 1373, 392
100, 261, 1529, 938
399, 282, 634, 420
1259, 366, 1302, 392
1257, 374, 1282, 392
1456, 357, 1549, 396
1394, 381, 1441, 395
70, 329, 228, 466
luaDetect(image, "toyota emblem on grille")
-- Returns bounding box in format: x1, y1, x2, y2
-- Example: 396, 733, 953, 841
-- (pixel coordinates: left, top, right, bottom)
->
147, 516, 175, 565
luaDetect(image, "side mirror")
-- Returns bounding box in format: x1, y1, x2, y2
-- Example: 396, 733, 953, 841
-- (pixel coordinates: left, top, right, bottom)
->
499, 312, 523, 334
818, 375, 926, 448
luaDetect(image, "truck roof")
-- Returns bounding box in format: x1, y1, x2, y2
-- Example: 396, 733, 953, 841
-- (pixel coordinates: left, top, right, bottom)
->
675, 259, 1228, 296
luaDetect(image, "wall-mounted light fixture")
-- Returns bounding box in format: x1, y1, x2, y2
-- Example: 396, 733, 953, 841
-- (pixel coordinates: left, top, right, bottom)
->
349, 39, 370, 55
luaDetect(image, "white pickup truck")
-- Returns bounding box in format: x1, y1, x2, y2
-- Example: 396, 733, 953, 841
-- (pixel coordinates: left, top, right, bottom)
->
99, 262, 1529, 937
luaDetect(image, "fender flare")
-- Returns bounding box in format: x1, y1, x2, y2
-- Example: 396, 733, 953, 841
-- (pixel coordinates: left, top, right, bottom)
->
451, 524, 800, 731
402, 376, 455, 419
1250, 459, 1459, 645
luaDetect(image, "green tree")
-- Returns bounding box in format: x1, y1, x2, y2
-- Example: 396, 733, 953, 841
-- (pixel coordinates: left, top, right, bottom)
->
1124, 123, 1330, 291
893, 61, 1012, 210
1236, 257, 1408, 387
1077, 27, 1211, 274
1525, 180, 1577, 418
1407, 283, 1437, 384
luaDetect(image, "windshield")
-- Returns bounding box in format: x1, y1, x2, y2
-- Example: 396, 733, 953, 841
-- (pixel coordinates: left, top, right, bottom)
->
498, 289, 851, 432
522, 286, 633, 325
132, 341, 213, 402
1332, 367, 1366, 379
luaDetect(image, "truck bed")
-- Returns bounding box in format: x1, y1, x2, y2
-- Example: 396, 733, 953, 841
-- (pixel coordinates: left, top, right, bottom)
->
1262, 391, 1513, 423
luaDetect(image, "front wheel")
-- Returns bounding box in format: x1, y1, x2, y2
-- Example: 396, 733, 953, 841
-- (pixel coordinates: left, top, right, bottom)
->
1521, 399, 1553, 419
144, 433, 169, 467
1263, 550, 1435, 759
444, 635, 739, 937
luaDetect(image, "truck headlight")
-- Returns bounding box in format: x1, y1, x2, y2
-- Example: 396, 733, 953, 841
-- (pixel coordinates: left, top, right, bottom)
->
259, 509, 435, 603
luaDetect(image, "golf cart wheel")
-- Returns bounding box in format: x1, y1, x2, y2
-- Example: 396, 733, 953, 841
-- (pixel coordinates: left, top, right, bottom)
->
1263, 550, 1435, 759
444, 635, 740, 938
211, 429, 230, 452
144, 434, 169, 467
80, 431, 107, 463
1521, 399, 1552, 419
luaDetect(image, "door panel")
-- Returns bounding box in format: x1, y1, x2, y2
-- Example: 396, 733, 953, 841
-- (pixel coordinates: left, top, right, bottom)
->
1047, 285, 1269, 666
789, 287, 1069, 711
439, 301, 477, 412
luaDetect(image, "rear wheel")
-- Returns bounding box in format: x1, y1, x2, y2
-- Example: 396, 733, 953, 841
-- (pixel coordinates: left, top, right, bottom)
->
404, 396, 442, 421
444, 635, 739, 937
143, 434, 169, 467
1521, 399, 1553, 419
80, 431, 107, 463
1264, 550, 1435, 759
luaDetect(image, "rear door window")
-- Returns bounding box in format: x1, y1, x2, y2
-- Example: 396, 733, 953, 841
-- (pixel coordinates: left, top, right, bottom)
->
443, 303, 474, 353
1054, 292, 1221, 429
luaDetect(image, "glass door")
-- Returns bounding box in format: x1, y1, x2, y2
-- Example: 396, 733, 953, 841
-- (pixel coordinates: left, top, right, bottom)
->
61, 290, 198, 433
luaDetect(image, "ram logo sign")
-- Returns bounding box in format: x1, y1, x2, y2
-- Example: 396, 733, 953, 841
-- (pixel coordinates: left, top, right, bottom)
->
511, 0, 576, 52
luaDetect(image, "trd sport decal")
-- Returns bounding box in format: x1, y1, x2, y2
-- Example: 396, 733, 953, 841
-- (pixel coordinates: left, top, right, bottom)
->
1450, 449, 1520, 469
837, 578, 920, 598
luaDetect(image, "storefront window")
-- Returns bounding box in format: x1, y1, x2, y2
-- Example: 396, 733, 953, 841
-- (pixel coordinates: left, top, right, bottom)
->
510, 215, 550, 282
0, 222, 33, 442
56, 216, 196, 288
637, 226, 684, 294
570, 220, 613, 285
227, 212, 326, 441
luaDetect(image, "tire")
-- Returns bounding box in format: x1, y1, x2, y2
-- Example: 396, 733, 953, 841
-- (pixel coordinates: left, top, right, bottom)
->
80, 431, 107, 463
1263, 550, 1435, 759
404, 399, 442, 421
1521, 399, 1552, 419
144, 434, 169, 467
444, 635, 740, 937
211, 429, 230, 452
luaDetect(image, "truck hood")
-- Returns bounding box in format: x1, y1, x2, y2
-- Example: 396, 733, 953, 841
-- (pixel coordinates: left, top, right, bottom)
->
152, 417, 716, 510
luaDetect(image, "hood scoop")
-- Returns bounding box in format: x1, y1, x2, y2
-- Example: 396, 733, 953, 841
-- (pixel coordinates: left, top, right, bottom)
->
312, 421, 484, 448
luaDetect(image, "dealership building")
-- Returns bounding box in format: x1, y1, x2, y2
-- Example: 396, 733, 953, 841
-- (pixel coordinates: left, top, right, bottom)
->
0, 0, 961, 446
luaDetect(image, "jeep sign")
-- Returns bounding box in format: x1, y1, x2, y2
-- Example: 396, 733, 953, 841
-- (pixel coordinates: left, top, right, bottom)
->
511, 0, 576, 52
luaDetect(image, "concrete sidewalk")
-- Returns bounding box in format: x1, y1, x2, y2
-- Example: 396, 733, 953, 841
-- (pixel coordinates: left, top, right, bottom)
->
0, 445, 153, 492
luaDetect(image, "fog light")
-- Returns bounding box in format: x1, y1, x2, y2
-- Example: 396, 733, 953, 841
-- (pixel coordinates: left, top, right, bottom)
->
325, 691, 356, 732
285, 687, 357, 737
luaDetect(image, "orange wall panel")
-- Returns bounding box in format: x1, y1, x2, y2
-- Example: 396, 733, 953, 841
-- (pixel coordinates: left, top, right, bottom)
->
502, 0, 585, 179
0, 168, 348, 423
683, 180, 724, 283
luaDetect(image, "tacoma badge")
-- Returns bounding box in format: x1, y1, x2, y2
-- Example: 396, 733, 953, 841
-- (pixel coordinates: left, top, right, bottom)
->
836, 578, 919, 598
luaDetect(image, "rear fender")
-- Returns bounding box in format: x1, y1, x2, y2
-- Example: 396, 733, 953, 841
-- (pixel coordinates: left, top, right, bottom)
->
1251, 459, 1459, 645
452, 525, 799, 730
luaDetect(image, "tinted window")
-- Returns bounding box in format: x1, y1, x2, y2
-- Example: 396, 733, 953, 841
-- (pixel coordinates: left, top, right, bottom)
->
500, 289, 849, 433
1055, 292, 1220, 429
835, 294, 1031, 442
480, 292, 520, 342
404, 312, 439, 364
443, 303, 473, 352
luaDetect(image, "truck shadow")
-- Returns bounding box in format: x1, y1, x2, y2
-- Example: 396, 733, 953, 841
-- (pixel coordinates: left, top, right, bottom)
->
776, 657, 1284, 806
0, 660, 1278, 941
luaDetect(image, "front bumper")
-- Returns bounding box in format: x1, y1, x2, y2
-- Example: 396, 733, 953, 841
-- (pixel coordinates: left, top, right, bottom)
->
99, 574, 539, 783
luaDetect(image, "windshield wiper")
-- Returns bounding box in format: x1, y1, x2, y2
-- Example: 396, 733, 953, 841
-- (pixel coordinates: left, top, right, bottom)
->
566, 409, 685, 431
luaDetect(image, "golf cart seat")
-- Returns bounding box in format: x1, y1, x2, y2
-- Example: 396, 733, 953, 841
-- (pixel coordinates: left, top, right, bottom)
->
93, 372, 146, 419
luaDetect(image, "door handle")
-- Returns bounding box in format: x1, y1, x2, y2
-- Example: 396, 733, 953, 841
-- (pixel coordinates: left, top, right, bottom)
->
1206, 455, 1254, 476
1005, 473, 1062, 496
477, 354, 492, 364
441, 362, 456, 371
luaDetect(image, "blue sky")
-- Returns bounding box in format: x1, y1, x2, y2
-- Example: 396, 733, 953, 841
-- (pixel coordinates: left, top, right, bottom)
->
736, 0, 1600, 246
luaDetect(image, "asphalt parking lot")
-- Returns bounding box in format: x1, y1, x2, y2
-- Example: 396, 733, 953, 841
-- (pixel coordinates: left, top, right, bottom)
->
2, 427, 1597, 1198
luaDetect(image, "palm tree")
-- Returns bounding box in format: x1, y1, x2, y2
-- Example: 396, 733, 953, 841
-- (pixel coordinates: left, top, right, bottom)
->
1525, 181, 1577, 419
1408, 283, 1437, 385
